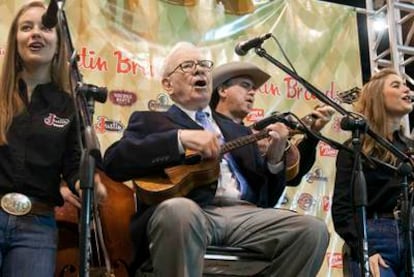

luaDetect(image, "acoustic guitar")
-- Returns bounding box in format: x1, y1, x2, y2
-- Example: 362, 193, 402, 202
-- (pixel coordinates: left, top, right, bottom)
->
133, 128, 273, 205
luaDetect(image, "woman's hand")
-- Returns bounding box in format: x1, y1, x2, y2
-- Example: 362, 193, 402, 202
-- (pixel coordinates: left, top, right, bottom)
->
93, 173, 108, 204
60, 184, 81, 208
72, 173, 108, 207
369, 253, 389, 277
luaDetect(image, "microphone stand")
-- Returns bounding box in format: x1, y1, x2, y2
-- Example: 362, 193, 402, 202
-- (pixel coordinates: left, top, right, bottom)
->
399, 164, 414, 277
340, 116, 370, 276
56, 2, 108, 277
253, 45, 414, 276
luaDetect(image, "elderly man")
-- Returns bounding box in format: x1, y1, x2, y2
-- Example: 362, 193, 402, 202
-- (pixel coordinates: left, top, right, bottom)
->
211, 61, 335, 188
103, 42, 329, 277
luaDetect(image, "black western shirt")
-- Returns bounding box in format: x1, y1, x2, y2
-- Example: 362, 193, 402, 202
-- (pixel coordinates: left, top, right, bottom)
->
0, 80, 80, 206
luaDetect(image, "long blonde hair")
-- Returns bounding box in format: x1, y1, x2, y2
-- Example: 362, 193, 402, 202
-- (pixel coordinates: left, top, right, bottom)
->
0, 1, 69, 145
355, 68, 401, 164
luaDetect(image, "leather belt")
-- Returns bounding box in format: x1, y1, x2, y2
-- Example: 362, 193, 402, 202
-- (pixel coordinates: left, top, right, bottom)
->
0, 193, 54, 216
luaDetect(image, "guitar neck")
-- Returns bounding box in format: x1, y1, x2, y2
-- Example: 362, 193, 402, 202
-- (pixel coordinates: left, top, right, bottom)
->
221, 129, 269, 154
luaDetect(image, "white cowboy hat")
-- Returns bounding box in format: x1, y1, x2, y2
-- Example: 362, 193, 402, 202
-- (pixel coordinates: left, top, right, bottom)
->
210, 61, 271, 108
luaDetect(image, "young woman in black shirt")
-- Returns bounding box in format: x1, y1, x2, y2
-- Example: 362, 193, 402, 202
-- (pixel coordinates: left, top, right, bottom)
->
333, 68, 413, 276
0, 2, 106, 276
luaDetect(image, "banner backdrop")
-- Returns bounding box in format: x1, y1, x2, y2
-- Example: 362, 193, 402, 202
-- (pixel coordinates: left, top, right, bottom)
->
0, 0, 363, 276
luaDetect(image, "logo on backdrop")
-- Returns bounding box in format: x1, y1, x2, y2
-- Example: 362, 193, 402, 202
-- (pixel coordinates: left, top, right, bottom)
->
297, 192, 314, 211
280, 195, 289, 206
245, 108, 265, 124
95, 116, 124, 133
44, 113, 70, 128
326, 252, 343, 269
332, 116, 343, 133
322, 195, 331, 212
109, 90, 137, 106
297, 168, 329, 212
148, 93, 171, 111
305, 168, 328, 183
319, 141, 337, 157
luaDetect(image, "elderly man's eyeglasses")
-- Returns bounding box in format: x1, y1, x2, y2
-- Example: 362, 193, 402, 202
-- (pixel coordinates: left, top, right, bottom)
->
168, 60, 214, 76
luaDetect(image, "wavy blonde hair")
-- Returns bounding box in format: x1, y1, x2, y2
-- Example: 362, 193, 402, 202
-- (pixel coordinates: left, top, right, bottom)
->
355, 68, 402, 164
0, 1, 69, 145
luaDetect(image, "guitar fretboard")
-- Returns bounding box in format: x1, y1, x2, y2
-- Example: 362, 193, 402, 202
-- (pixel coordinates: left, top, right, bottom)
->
221, 129, 269, 154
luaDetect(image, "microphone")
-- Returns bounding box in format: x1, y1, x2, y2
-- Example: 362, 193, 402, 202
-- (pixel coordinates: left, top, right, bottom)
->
42, 0, 59, 29
340, 116, 368, 132
235, 33, 272, 56
251, 112, 308, 134
251, 112, 285, 130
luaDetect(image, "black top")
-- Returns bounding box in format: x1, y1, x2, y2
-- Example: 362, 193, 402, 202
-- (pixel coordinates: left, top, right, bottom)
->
332, 131, 411, 256
0, 80, 81, 206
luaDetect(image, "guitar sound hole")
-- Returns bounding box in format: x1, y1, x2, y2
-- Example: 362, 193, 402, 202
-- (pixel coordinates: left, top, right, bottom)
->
184, 154, 202, 165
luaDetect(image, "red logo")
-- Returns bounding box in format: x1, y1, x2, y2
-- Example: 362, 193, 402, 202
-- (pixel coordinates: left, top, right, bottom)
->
95, 116, 124, 133
319, 141, 337, 157
332, 117, 342, 132
322, 196, 331, 212
245, 108, 264, 123
326, 252, 343, 269
109, 90, 137, 106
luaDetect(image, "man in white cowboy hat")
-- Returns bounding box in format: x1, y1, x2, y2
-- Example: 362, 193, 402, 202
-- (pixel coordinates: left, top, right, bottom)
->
211, 61, 335, 188
210, 61, 271, 123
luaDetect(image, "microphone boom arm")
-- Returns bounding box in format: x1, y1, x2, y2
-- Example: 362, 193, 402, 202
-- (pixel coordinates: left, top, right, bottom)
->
253, 46, 411, 164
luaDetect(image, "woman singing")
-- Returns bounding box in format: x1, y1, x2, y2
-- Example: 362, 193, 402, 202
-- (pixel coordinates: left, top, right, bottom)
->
332, 68, 413, 276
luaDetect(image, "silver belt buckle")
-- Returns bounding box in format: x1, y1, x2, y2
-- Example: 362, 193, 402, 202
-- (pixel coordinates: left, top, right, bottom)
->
1, 193, 32, 216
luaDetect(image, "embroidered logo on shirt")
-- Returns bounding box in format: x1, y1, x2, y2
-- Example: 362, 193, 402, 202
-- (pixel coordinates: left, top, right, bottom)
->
44, 113, 70, 128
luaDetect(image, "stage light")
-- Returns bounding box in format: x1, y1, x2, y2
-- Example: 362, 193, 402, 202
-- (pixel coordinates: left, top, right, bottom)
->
372, 13, 387, 32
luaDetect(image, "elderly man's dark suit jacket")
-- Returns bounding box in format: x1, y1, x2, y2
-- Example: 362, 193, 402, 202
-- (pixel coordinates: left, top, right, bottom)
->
103, 104, 286, 272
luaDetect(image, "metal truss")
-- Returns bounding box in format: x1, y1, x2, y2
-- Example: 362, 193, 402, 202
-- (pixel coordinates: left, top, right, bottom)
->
362, 0, 414, 132
365, 0, 414, 86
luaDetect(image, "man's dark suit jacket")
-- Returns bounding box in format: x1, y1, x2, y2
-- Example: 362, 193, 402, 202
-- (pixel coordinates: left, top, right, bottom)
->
103, 104, 286, 272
